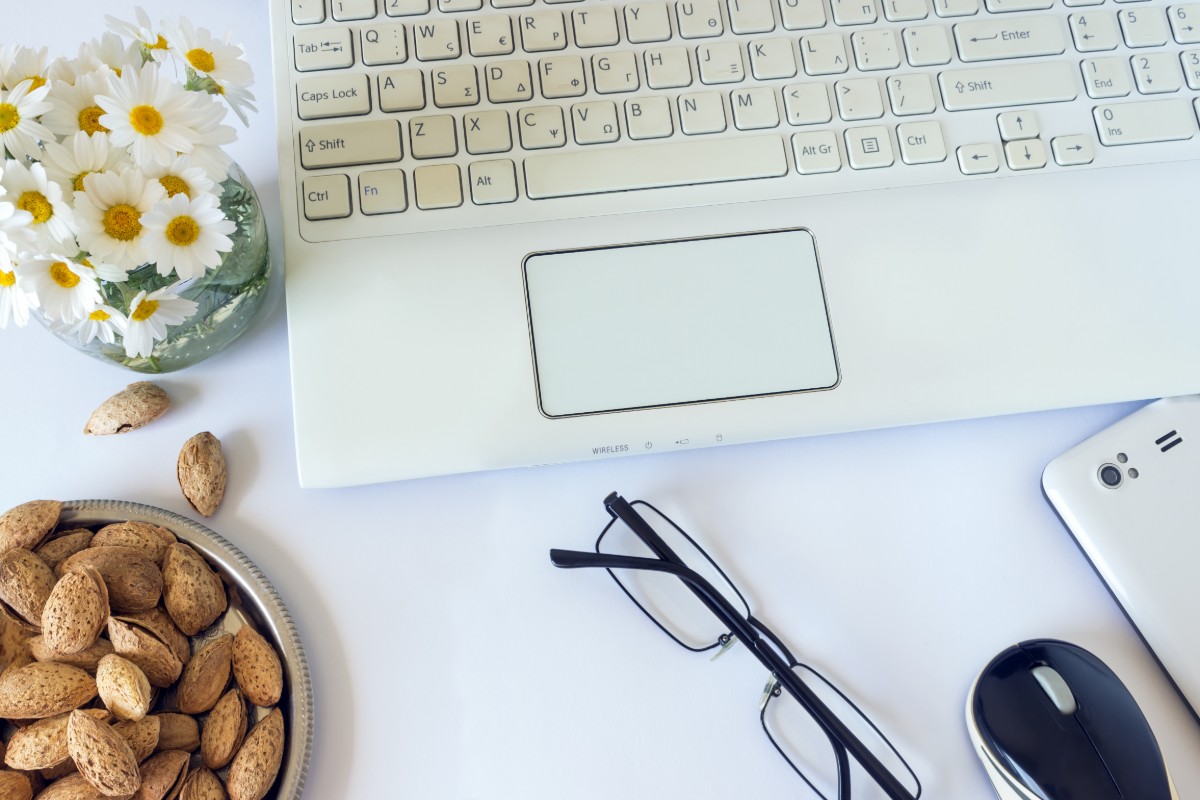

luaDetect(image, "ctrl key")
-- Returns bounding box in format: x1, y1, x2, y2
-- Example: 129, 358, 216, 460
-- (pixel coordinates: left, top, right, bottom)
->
303, 174, 352, 220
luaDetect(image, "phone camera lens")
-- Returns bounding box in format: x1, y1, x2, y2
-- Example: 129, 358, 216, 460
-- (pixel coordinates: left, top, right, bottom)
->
1098, 464, 1123, 488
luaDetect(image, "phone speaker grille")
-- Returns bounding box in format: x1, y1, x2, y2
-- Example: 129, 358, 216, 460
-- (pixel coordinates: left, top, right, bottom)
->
1155, 430, 1183, 452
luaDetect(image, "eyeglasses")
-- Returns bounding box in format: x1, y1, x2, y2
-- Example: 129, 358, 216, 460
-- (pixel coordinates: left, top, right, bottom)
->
550, 493, 922, 800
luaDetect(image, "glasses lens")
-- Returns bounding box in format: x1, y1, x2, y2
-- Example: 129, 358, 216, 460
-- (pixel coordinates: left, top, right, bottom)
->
761, 664, 920, 800
597, 501, 749, 651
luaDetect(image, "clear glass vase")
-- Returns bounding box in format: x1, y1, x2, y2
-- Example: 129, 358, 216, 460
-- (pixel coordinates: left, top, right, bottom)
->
44, 163, 271, 373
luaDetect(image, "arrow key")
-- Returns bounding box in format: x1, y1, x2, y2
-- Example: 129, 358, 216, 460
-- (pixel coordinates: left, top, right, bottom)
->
956, 143, 999, 175
997, 109, 1040, 141
1051, 134, 1096, 166
1004, 137, 1047, 170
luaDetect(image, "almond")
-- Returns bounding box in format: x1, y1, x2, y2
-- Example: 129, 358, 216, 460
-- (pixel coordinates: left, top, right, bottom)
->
112, 716, 160, 763
96, 655, 151, 722
41, 567, 109, 655
112, 609, 189, 668
226, 708, 284, 800
153, 714, 199, 754
176, 433, 226, 518
129, 750, 188, 800
66, 710, 141, 796
176, 635, 231, 715
29, 636, 115, 672
0, 501, 61, 554
0, 548, 58, 627
58, 548, 162, 615
230, 627, 282, 709
4, 709, 109, 771
0, 770, 32, 800
36, 531, 96, 573
90, 524, 177, 567
199, 689, 246, 770
37, 772, 133, 800
161, 545, 226, 637
0, 663, 97, 719
178, 768, 224, 800
83, 382, 170, 436
106, 619, 182, 689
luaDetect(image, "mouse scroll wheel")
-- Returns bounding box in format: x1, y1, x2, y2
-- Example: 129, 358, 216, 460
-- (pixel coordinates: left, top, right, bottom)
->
1031, 665, 1078, 715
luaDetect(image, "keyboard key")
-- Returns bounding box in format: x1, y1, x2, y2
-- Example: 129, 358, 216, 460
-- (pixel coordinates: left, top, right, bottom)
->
492, 0, 535, 8
801, 33, 851, 75
573, 7, 621, 46
332, 0, 378, 21
831, 0, 879, 25
625, 2, 673, 42
304, 175, 352, 219
518, 105, 568, 148
1119, 8, 1171, 46
293, 28, 353, 72
485, 61, 534, 102
853, 30, 901, 70
750, 38, 799, 79
299, 120, 403, 168
468, 16, 516, 56
410, 114, 459, 157
646, 47, 694, 88
539, 56, 588, 97
593, 51, 640, 92
792, 130, 842, 172
844, 125, 893, 168
469, 160, 519, 203
292, 0, 326, 24
296, 74, 372, 120
361, 23, 409, 66
1082, 56, 1133, 97
939, 61, 1077, 110
933, 0, 979, 16
783, 83, 833, 124
886, 73, 937, 114
520, 11, 568, 51
954, 16, 1066, 62
414, 20, 462, 60
386, 0, 430, 14
728, 0, 777, 32
897, 121, 946, 162
414, 164, 463, 209
997, 109, 1038, 139
464, 109, 514, 153
1070, 12, 1120, 52
439, 0, 483, 11
1051, 134, 1095, 164
677, 0, 725, 37
884, 0, 930, 21
432, 65, 480, 107
523, 134, 787, 197
836, 78, 884, 120
1094, 98, 1197, 144
1132, 52, 1182, 93
379, 69, 426, 111
697, 42, 747, 84
903, 25, 953, 66
779, 0, 827, 28
359, 169, 408, 214
731, 87, 781, 128
956, 143, 999, 173
625, 96, 675, 138
572, 101, 621, 143
679, 91, 728, 132
1003, 137, 1046, 168
984, 0, 1052, 11
1185, 50, 1200, 88
1171, 4, 1200, 42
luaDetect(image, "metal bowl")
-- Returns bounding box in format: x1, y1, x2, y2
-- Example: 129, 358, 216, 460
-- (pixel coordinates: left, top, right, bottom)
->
58, 500, 312, 799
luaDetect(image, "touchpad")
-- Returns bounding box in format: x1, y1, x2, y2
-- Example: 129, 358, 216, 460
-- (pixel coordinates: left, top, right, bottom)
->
523, 228, 838, 418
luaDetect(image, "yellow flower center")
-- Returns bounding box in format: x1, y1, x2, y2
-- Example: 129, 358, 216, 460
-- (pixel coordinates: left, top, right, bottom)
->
186, 48, 216, 73
131, 298, 159, 322
129, 105, 164, 136
150, 34, 169, 50
50, 261, 79, 288
88, 307, 111, 322
80, 258, 95, 270
165, 215, 201, 246
17, 191, 52, 224
73, 171, 93, 192
159, 175, 190, 198
0, 270, 15, 288
0, 103, 19, 133
78, 105, 110, 135
102, 203, 143, 241
25, 76, 46, 91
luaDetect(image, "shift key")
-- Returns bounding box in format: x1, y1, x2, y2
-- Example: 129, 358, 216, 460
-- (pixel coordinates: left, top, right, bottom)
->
299, 120, 403, 169
940, 61, 1076, 111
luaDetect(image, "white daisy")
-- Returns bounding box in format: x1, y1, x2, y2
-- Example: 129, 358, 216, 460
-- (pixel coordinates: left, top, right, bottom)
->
143, 153, 214, 200
140, 191, 234, 280
0, 169, 36, 252
124, 283, 197, 357
67, 302, 127, 344
15, 255, 100, 323
187, 101, 236, 183
1, 46, 51, 93
97, 63, 211, 168
40, 69, 118, 138
0, 80, 53, 162
77, 255, 129, 283
166, 19, 254, 90
0, 260, 39, 328
73, 168, 165, 269
76, 33, 143, 79
1, 160, 76, 251
41, 131, 129, 198
106, 7, 173, 60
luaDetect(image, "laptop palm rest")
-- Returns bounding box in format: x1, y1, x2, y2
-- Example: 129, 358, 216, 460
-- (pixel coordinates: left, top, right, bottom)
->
523, 228, 839, 418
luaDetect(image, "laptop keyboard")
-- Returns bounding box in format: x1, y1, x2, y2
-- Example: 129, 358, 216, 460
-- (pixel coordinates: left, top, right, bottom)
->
284, 0, 1200, 239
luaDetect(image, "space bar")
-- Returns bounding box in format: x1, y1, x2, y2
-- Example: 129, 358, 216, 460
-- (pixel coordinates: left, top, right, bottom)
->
524, 136, 788, 199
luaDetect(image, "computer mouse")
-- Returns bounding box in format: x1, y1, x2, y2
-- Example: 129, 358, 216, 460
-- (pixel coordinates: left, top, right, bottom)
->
965, 638, 1178, 800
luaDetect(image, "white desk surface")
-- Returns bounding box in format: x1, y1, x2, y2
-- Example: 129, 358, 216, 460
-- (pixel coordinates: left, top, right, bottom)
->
5, 4, 1198, 798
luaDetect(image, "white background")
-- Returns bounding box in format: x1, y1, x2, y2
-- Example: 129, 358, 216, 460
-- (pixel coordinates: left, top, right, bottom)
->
4, 2, 1199, 798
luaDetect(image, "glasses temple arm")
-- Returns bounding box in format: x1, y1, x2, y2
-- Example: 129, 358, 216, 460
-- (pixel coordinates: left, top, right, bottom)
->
604, 492, 688, 565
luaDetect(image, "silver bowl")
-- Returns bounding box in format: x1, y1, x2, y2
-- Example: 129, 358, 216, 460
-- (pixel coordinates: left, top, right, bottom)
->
58, 500, 312, 799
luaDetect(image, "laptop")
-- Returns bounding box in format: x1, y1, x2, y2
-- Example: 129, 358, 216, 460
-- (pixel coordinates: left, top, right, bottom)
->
269, 0, 1200, 487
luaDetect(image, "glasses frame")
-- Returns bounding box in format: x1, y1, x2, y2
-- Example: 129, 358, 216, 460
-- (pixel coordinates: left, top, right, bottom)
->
550, 492, 922, 800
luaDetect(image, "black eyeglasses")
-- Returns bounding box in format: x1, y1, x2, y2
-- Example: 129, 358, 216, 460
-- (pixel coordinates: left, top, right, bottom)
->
550, 493, 922, 800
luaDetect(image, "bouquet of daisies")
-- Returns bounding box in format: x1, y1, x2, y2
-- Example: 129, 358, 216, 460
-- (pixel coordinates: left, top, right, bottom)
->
0, 8, 256, 360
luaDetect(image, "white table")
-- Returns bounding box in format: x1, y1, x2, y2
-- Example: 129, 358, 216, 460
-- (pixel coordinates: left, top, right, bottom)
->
4, 3, 1198, 798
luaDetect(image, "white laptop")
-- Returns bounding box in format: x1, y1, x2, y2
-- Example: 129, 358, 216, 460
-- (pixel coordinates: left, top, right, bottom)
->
269, 0, 1200, 487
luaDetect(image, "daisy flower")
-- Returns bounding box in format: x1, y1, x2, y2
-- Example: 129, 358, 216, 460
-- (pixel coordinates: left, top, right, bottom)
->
106, 7, 172, 60
75, 33, 143, 79
211, 80, 257, 127
187, 101, 236, 183
67, 302, 127, 344
77, 255, 128, 283
166, 19, 254, 90
73, 167, 165, 269
141, 191, 234, 280
0, 169, 36, 252
1, 160, 76, 251
40, 69, 118, 138
41, 131, 128, 198
0, 258, 39, 329
0, 80, 53, 162
15, 255, 100, 323
1, 46, 51, 93
143, 154, 214, 200
124, 282, 197, 357
97, 63, 211, 168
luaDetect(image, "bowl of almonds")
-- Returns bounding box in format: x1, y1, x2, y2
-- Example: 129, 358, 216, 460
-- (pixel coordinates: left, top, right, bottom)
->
0, 499, 312, 800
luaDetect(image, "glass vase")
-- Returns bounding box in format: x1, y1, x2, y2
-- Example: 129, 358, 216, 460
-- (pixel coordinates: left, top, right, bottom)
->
44, 163, 272, 373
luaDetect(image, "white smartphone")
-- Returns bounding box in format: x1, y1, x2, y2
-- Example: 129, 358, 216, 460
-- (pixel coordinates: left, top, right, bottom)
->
1043, 395, 1200, 716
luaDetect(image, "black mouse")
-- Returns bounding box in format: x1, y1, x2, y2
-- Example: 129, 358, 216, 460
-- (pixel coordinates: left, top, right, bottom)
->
966, 638, 1177, 800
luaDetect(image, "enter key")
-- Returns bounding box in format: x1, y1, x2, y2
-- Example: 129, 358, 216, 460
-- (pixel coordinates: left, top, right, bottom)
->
954, 16, 1065, 62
